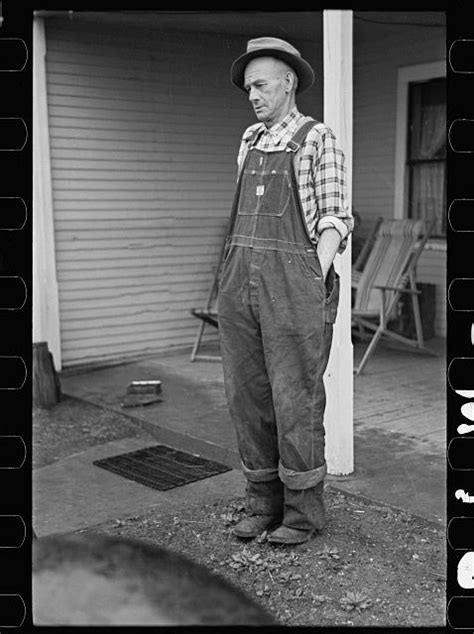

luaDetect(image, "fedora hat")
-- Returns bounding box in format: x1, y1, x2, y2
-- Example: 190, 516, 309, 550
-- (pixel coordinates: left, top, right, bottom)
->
231, 37, 314, 94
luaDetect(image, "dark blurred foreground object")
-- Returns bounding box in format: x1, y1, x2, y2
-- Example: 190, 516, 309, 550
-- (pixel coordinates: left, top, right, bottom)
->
33, 533, 276, 626
33, 342, 61, 409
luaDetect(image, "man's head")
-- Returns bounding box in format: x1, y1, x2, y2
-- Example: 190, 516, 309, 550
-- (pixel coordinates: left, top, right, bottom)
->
244, 56, 298, 127
231, 36, 314, 126
33, 533, 276, 626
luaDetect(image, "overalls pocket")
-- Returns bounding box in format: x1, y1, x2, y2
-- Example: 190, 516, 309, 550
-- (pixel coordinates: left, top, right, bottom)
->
324, 266, 340, 323
298, 250, 323, 281
237, 169, 291, 217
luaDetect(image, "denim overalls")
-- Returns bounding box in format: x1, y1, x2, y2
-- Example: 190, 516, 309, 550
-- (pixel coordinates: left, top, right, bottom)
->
218, 119, 340, 530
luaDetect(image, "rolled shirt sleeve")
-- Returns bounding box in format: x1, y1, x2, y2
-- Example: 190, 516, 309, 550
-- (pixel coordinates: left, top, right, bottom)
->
311, 125, 354, 253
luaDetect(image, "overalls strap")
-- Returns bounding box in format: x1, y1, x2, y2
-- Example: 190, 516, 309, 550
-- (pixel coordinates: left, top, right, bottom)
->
286, 118, 319, 152
225, 126, 266, 244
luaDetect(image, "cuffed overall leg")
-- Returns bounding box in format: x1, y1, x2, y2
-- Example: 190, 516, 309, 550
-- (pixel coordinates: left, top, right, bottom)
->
260, 250, 334, 531
219, 249, 283, 516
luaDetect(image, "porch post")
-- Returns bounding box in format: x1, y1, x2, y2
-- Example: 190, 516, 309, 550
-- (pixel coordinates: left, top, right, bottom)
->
323, 10, 354, 474
33, 16, 62, 370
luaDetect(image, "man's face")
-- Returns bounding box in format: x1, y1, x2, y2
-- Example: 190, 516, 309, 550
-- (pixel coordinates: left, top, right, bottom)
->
243, 57, 291, 127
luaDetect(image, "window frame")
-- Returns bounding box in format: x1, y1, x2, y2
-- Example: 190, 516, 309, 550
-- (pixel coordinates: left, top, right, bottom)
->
393, 60, 446, 249
406, 76, 446, 236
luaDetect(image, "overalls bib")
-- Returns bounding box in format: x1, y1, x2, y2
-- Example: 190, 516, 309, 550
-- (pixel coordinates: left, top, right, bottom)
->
218, 120, 340, 530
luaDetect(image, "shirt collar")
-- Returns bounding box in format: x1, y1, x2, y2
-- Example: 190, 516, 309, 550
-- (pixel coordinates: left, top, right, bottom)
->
244, 107, 304, 146
266, 107, 303, 144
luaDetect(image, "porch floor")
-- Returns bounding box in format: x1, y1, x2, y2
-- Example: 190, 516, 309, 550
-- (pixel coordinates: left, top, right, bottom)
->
58, 336, 446, 525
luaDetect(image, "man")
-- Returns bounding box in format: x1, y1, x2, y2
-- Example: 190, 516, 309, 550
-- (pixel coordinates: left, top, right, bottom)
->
218, 37, 353, 545
33, 533, 276, 625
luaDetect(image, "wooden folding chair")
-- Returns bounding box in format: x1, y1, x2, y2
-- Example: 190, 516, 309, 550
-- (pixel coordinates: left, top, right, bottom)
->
352, 218, 436, 375
189, 240, 225, 362
352, 216, 383, 276
351, 216, 383, 311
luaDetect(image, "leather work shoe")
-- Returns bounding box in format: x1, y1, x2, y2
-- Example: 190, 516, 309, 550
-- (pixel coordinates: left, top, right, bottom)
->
232, 514, 282, 539
267, 525, 315, 545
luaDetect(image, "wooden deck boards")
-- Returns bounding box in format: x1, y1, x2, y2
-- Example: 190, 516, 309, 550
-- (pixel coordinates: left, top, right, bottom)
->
353, 337, 446, 451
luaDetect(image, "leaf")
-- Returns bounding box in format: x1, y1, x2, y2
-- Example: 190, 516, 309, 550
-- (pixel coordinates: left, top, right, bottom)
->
221, 511, 238, 525
278, 574, 289, 583
340, 590, 372, 611
318, 544, 340, 560
312, 594, 326, 603
231, 553, 247, 565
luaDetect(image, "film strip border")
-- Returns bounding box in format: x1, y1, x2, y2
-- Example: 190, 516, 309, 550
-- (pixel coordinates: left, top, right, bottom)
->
0, 2, 31, 630
0, 3, 470, 632
447, 5, 474, 632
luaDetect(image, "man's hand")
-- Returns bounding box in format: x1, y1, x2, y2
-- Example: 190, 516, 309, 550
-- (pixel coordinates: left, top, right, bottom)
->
316, 227, 341, 281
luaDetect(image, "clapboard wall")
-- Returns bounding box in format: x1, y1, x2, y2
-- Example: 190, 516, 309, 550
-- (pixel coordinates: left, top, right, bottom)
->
45, 18, 323, 367
352, 16, 446, 336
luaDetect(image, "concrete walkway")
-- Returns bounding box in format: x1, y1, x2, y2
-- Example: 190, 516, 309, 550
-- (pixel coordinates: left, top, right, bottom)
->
34, 341, 446, 536
33, 436, 245, 536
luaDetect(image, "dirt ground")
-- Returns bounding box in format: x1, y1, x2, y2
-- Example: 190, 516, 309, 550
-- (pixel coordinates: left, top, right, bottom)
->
33, 395, 143, 469
33, 396, 446, 628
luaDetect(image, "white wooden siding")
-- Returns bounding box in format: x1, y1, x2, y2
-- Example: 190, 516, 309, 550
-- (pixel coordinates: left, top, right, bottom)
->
352, 17, 446, 335
45, 19, 322, 367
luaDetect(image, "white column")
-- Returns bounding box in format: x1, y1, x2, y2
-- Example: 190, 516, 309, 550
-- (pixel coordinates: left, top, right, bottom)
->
33, 16, 62, 370
323, 10, 354, 475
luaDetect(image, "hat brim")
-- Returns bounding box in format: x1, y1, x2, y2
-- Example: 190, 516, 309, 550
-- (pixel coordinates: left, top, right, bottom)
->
231, 48, 315, 94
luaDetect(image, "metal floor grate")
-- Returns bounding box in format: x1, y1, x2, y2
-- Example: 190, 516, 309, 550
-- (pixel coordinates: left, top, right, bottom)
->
93, 445, 231, 491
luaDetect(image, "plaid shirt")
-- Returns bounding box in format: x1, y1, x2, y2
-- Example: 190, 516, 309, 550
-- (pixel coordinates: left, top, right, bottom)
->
237, 107, 353, 253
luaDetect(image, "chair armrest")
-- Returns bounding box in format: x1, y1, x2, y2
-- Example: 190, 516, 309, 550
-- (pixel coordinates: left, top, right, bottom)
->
374, 284, 421, 295
351, 268, 361, 288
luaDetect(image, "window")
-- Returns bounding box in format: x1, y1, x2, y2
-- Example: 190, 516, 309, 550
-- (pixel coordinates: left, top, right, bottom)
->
406, 77, 446, 237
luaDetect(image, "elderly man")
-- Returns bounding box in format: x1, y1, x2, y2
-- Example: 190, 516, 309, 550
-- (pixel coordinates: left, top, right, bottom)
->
217, 37, 353, 545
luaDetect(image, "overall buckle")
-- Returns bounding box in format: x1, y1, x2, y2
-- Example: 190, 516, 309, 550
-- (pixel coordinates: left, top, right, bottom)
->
286, 140, 300, 153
